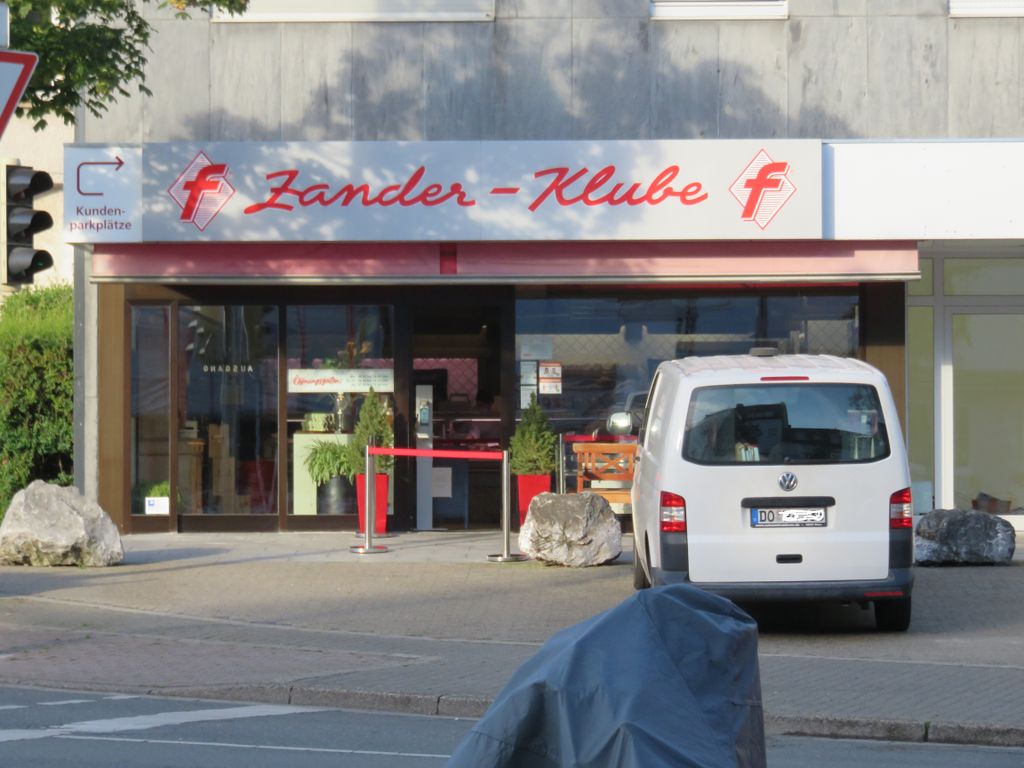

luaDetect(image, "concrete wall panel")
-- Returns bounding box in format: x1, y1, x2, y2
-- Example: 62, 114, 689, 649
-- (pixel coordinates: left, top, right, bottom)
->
425, 24, 496, 140
572, 0, 647, 18
144, 20, 211, 141
75, 5, 1024, 145
651, 23, 719, 139
867, 16, 947, 137
281, 24, 353, 141
211, 24, 283, 140
572, 18, 651, 139
492, 19, 573, 139
866, 0, 945, 15
496, 0, 572, 17
719, 22, 788, 138
788, 17, 866, 138
353, 24, 425, 140
948, 20, 1022, 138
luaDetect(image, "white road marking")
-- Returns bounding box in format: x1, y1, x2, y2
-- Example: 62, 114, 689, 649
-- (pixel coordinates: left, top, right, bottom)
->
0, 704, 318, 743
40, 699, 94, 706
60, 734, 449, 760
0, 705, 25, 710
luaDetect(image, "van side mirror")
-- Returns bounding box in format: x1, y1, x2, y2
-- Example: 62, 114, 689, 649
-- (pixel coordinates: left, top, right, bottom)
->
607, 411, 633, 436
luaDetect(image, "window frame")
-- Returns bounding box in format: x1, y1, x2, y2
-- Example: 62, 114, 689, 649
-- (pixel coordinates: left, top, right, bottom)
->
949, 0, 1024, 17
650, 1, 788, 21
681, 383, 892, 467
211, 0, 495, 23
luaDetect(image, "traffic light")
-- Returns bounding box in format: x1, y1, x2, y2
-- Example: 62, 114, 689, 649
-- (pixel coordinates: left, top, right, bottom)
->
1, 163, 54, 285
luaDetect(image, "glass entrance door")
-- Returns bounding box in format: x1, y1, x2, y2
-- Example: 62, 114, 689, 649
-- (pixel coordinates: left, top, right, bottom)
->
412, 299, 509, 528
950, 311, 1024, 513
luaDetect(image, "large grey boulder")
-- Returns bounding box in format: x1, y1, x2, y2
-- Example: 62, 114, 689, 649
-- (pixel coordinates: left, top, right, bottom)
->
0, 480, 124, 566
519, 492, 622, 567
915, 508, 1016, 566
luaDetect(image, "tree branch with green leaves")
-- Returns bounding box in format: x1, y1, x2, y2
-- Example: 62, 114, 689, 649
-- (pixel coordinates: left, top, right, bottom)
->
9, 1, 249, 130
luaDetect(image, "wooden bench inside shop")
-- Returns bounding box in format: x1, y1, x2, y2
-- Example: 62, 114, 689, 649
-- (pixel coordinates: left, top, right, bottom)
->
572, 442, 637, 506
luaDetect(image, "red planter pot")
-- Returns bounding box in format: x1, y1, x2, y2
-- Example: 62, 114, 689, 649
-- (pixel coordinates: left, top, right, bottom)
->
355, 473, 389, 535
516, 474, 552, 526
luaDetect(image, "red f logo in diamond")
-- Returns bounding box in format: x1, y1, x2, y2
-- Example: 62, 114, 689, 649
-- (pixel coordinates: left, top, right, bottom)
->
168, 152, 235, 231
729, 150, 796, 230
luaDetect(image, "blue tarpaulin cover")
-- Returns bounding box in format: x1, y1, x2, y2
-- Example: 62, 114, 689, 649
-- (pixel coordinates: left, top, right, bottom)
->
447, 584, 765, 768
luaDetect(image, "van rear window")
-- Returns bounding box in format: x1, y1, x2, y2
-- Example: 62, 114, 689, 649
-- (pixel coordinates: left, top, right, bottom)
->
683, 383, 890, 465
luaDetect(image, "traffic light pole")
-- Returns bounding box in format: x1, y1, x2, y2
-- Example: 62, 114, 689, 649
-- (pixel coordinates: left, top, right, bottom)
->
1, 158, 54, 286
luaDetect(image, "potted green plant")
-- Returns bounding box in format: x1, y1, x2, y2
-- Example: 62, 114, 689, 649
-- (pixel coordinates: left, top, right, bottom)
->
510, 393, 557, 526
303, 438, 355, 515
342, 388, 395, 534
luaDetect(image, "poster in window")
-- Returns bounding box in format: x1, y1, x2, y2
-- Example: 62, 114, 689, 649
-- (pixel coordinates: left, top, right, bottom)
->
520, 385, 537, 409
520, 338, 554, 360
519, 360, 538, 385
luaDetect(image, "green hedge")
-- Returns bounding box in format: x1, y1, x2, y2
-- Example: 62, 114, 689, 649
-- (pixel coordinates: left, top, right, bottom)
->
0, 285, 74, 518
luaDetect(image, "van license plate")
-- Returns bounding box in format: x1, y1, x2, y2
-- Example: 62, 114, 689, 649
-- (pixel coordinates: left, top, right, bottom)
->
751, 508, 826, 528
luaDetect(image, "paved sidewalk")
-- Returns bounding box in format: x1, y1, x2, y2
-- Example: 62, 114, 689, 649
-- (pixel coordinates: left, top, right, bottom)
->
1, 530, 1022, 747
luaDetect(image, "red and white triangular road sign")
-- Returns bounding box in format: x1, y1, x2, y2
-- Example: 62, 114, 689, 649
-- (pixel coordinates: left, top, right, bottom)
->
0, 50, 38, 140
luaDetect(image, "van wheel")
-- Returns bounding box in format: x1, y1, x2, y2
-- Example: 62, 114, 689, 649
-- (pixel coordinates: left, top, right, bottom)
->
633, 540, 650, 590
875, 597, 911, 632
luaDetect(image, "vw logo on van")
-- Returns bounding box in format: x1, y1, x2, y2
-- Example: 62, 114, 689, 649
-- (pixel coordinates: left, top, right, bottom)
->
778, 472, 799, 492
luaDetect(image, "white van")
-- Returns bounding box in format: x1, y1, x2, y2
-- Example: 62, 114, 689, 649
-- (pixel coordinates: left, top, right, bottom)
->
616, 353, 914, 631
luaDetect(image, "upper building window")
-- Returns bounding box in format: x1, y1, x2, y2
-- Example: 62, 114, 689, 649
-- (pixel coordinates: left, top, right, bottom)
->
212, 0, 495, 22
650, 1, 788, 20
949, 0, 1024, 16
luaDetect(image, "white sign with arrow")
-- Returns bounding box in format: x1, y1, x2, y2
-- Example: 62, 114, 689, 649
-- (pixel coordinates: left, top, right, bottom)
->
64, 146, 141, 242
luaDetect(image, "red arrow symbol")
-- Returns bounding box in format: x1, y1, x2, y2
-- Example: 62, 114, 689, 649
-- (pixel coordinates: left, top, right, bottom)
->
76, 156, 125, 196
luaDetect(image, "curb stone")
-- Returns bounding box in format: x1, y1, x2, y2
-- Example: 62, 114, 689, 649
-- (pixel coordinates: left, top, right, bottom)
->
151, 684, 491, 718
766, 714, 925, 743
927, 721, 1024, 748
4, 677, 1023, 747
766, 714, 1024, 748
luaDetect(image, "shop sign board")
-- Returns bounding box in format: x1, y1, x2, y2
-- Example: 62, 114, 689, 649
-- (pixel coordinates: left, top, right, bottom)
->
64, 146, 143, 241
144, 496, 170, 515
538, 360, 563, 395
287, 368, 394, 394
64, 140, 823, 243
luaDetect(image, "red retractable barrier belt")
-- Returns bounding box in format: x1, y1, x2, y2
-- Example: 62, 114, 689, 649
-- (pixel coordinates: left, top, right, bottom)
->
368, 446, 503, 461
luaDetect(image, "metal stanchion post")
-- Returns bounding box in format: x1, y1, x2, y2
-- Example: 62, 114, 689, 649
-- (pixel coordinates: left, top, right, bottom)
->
557, 434, 566, 494
488, 449, 527, 563
351, 442, 388, 555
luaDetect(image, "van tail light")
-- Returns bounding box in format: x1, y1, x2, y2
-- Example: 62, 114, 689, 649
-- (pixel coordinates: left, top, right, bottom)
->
889, 487, 913, 529
660, 492, 687, 533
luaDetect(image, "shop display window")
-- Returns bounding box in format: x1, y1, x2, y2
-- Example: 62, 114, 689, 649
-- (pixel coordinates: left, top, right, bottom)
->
285, 305, 394, 516
178, 305, 280, 515
944, 257, 1024, 296
907, 307, 935, 512
515, 291, 859, 438
952, 313, 1024, 513
908, 258, 933, 297
130, 306, 171, 516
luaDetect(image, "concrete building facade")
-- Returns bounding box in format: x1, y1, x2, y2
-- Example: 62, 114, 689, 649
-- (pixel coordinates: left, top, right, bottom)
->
66, 1, 1024, 533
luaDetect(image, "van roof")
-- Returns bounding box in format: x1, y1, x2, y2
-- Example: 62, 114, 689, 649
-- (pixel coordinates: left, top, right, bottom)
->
666, 354, 881, 380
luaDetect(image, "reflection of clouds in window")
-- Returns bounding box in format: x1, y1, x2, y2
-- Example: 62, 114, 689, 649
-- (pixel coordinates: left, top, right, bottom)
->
686, 383, 890, 465
516, 291, 859, 431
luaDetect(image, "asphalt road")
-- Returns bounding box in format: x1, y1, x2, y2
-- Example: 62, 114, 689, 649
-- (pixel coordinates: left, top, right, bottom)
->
2, 687, 1024, 767
1, 531, 1023, 749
